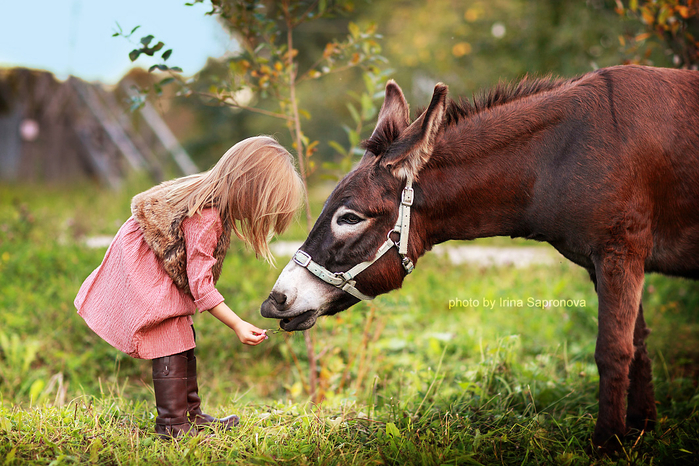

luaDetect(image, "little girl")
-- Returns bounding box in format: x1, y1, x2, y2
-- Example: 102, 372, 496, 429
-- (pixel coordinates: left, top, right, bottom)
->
75, 136, 303, 438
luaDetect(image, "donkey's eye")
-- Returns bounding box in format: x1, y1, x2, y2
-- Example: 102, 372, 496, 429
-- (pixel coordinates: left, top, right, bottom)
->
338, 213, 364, 225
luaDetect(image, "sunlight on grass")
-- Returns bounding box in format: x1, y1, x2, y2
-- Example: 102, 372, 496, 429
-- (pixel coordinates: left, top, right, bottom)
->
1, 183, 698, 464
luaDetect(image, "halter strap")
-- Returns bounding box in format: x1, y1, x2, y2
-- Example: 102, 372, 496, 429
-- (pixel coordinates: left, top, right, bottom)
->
292, 177, 415, 301
396, 177, 415, 272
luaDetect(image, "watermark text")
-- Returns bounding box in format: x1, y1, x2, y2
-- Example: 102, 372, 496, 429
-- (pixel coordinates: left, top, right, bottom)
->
448, 297, 587, 310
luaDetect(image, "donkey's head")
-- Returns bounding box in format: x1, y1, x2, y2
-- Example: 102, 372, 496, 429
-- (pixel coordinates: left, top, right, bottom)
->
260, 80, 448, 331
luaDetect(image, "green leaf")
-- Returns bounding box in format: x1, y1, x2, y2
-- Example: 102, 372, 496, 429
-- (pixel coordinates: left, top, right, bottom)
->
657, 5, 671, 25
89, 438, 103, 464
29, 378, 44, 403
152, 41, 164, 52
361, 93, 374, 119
0, 416, 12, 433
328, 140, 347, 156
386, 422, 401, 438
129, 49, 141, 62
148, 64, 169, 72
162, 49, 172, 61
346, 103, 360, 125
130, 25, 141, 35
4, 446, 16, 464
348, 22, 360, 39
170, 66, 183, 72
348, 129, 360, 148
140, 35, 154, 46
363, 73, 375, 95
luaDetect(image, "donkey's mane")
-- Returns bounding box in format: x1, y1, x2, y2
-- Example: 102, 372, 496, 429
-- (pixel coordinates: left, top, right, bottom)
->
361, 74, 573, 157
444, 74, 571, 126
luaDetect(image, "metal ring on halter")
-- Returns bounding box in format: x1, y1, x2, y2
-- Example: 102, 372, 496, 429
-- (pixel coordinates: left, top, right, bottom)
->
387, 229, 400, 247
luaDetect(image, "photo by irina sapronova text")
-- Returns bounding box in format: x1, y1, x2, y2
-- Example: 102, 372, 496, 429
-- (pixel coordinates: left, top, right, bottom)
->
448, 296, 587, 310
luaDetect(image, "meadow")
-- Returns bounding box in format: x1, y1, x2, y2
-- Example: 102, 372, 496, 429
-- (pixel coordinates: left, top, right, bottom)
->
1, 182, 698, 465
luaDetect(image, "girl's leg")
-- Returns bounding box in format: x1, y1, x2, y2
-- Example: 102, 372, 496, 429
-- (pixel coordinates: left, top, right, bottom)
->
152, 351, 195, 438
185, 327, 239, 429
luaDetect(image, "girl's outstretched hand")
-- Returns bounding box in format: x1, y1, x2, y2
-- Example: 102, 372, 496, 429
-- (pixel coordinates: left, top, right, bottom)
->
208, 302, 268, 346
233, 320, 268, 346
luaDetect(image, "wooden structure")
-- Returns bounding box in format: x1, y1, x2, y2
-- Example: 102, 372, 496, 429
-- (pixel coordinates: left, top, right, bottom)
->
0, 68, 197, 187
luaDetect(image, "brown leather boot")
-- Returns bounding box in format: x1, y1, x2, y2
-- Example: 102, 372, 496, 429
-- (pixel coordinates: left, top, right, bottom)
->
152, 351, 196, 439
185, 349, 239, 430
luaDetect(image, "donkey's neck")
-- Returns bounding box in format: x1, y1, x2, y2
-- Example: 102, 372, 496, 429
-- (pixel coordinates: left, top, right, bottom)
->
417, 88, 572, 247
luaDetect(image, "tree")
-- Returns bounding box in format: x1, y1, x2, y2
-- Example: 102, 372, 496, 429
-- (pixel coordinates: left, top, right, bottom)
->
354, 0, 627, 103
614, 0, 699, 69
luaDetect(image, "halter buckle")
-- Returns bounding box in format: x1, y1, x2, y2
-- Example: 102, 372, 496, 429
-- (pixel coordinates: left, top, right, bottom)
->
401, 186, 414, 206
293, 250, 312, 268
336, 272, 351, 285
401, 256, 415, 274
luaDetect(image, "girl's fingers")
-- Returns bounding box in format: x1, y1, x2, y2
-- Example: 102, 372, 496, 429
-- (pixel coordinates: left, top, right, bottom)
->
246, 330, 268, 345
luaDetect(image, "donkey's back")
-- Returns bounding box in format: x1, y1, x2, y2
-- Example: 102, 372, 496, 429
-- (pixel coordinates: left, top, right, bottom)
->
538, 66, 699, 279
606, 66, 699, 278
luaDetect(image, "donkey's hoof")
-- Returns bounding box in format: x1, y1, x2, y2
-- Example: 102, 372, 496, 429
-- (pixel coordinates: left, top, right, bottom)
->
626, 414, 656, 434
591, 433, 624, 457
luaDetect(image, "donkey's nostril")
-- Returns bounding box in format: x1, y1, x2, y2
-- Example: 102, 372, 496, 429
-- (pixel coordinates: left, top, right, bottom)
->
270, 290, 287, 306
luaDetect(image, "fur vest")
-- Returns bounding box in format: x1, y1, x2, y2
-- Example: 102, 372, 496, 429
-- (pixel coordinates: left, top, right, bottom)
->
130, 181, 232, 296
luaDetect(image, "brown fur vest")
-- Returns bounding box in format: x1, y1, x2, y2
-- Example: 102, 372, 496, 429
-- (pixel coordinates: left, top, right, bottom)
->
130, 181, 232, 296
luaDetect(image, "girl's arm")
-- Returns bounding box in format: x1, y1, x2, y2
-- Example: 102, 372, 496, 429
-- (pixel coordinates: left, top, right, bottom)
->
208, 302, 268, 346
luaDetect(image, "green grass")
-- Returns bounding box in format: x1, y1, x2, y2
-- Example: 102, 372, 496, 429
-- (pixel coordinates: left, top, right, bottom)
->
1, 182, 698, 465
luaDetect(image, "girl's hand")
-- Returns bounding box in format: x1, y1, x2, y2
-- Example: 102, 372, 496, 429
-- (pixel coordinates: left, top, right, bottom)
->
233, 320, 268, 346
208, 302, 268, 346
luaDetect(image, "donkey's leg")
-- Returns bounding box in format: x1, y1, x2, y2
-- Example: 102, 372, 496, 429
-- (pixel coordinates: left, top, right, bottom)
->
592, 253, 645, 452
626, 302, 656, 432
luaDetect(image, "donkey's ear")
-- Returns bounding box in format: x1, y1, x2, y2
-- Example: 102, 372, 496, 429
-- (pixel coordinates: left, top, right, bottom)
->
361, 81, 410, 162
381, 82, 448, 180
372, 79, 410, 137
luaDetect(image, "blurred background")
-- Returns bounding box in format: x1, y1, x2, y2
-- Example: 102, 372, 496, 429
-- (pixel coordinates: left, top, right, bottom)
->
2, 0, 694, 183
1, 0, 697, 440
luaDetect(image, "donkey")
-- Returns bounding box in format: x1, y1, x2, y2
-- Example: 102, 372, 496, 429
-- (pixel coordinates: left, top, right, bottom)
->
261, 65, 699, 451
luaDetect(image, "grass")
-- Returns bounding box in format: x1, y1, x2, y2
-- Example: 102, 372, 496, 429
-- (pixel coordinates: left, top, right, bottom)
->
1, 181, 698, 465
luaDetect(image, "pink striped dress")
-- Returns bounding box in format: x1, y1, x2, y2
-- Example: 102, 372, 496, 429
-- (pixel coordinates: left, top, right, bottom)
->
74, 208, 225, 359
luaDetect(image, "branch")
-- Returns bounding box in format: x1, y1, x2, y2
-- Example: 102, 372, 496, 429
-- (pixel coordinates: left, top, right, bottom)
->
197, 91, 294, 120
283, 0, 313, 231
291, 0, 321, 28
297, 62, 362, 83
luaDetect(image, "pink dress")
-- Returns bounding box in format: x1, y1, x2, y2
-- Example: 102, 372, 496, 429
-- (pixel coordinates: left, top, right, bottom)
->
74, 208, 225, 359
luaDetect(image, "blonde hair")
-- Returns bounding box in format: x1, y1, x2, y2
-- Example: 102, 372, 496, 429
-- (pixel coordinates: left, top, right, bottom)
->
166, 136, 304, 264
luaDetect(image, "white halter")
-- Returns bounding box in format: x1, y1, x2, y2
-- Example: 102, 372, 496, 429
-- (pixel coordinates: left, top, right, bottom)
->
292, 178, 415, 300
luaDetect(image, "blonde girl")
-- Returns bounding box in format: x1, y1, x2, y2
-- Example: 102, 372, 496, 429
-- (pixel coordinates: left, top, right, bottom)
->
75, 136, 303, 438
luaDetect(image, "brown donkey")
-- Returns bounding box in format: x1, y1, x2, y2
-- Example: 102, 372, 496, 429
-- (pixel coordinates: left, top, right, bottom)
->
261, 65, 699, 452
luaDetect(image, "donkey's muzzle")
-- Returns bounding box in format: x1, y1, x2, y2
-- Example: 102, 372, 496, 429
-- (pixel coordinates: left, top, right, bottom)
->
260, 294, 317, 331
260, 293, 286, 319
269, 290, 287, 307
